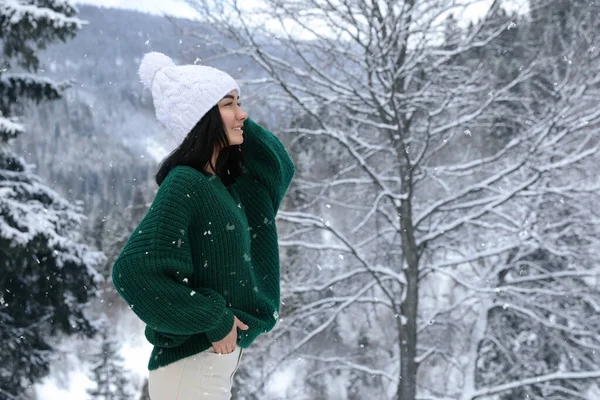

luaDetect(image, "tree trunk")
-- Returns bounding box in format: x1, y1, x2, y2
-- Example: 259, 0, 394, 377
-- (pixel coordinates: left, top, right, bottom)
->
396, 165, 420, 400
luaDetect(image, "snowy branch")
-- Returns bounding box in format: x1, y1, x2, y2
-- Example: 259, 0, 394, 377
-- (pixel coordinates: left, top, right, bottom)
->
470, 370, 600, 399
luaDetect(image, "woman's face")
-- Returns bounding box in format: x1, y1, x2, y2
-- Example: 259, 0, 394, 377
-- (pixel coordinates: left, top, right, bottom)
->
218, 90, 248, 146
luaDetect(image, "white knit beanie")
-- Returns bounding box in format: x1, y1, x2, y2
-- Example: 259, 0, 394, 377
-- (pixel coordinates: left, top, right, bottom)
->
138, 52, 241, 146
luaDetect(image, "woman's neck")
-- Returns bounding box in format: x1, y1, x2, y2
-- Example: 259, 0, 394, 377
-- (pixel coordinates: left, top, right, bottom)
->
205, 150, 219, 175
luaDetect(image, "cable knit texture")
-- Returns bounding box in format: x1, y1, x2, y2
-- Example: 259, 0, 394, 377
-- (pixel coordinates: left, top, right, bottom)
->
112, 118, 295, 370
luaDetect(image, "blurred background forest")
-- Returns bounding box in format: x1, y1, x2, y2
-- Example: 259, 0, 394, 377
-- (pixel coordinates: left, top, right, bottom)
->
1, 1, 600, 399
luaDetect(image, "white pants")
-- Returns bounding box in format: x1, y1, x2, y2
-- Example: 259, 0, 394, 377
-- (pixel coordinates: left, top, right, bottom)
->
149, 346, 243, 400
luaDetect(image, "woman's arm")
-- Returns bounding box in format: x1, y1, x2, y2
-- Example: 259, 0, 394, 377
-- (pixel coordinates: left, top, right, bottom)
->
111, 167, 234, 342
241, 118, 295, 212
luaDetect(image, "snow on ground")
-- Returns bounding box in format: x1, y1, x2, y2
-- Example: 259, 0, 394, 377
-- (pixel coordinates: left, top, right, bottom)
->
36, 369, 94, 400
35, 309, 151, 399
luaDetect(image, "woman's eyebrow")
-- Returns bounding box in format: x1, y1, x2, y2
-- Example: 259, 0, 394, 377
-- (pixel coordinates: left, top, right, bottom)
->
222, 95, 236, 100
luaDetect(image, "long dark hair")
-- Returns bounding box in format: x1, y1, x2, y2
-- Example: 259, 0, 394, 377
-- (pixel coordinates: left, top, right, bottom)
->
155, 105, 244, 187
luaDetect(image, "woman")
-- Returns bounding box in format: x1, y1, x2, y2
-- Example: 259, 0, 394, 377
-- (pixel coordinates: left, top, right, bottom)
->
111, 52, 295, 400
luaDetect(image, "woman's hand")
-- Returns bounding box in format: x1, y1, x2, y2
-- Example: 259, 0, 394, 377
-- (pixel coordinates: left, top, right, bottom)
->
211, 316, 249, 354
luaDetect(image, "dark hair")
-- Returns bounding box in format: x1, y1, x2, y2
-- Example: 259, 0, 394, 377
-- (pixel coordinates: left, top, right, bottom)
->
155, 105, 244, 187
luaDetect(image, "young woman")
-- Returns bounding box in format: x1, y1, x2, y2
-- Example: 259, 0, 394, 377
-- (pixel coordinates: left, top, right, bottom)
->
111, 52, 295, 400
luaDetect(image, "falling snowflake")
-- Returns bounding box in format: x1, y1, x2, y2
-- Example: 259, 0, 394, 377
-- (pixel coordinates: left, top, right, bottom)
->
273, 310, 279, 320
190, 290, 196, 296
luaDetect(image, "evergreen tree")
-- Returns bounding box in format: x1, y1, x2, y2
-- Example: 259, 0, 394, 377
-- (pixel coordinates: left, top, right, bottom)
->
138, 379, 150, 400
87, 329, 134, 400
129, 186, 148, 226
0, 1, 105, 398
101, 186, 149, 279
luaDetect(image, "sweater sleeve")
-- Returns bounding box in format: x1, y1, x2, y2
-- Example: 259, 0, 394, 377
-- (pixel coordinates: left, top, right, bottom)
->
111, 168, 234, 342
241, 118, 295, 212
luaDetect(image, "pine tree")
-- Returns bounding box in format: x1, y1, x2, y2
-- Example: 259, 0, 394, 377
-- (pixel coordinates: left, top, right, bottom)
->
0, 1, 105, 398
87, 330, 134, 400
138, 379, 150, 400
129, 186, 148, 226
99, 186, 150, 277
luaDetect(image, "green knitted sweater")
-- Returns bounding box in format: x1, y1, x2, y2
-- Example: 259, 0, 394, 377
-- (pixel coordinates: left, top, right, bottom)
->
111, 118, 295, 370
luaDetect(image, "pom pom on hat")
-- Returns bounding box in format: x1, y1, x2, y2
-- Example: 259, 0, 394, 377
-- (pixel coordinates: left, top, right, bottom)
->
138, 51, 241, 148
138, 52, 176, 89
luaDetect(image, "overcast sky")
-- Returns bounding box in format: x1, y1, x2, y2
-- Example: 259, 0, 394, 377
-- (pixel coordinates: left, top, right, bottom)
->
73, 0, 529, 41
74, 0, 528, 20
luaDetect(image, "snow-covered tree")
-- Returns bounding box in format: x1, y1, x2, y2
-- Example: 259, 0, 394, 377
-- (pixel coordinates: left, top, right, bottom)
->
0, 1, 104, 398
87, 329, 134, 400
87, 185, 151, 315
464, 2, 600, 399
137, 379, 150, 400
191, 0, 600, 399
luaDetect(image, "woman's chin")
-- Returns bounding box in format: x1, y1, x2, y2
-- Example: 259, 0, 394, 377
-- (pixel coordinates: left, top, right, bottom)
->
228, 132, 244, 146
